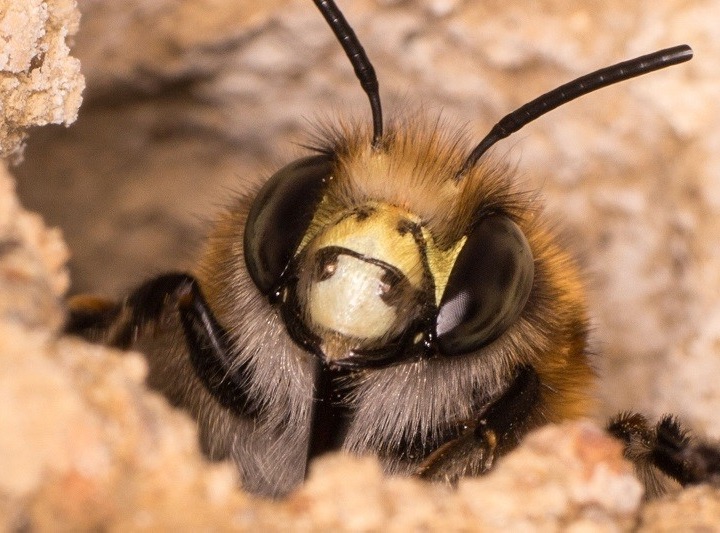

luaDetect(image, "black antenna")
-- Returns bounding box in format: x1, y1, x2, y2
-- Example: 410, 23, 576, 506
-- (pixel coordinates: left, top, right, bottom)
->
314, 0, 383, 148
458, 44, 693, 178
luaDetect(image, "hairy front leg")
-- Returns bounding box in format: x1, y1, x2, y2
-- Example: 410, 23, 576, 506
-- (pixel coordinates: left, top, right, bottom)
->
66, 272, 258, 417
608, 412, 720, 497
415, 365, 541, 483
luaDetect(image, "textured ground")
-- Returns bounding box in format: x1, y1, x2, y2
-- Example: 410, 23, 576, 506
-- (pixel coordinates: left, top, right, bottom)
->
3, 0, 720, 529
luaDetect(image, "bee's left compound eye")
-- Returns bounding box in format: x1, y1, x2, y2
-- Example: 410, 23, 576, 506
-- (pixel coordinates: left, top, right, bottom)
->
435, 215, 534, 356
244, 155, 334, 295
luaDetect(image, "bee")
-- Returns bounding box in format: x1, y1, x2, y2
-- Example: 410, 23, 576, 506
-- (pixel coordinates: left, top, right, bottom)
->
66, 0, 719, 498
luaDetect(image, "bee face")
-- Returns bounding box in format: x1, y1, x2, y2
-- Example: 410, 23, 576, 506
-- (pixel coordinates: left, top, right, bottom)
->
299, 204, 429, 352
244, 122, 535, 368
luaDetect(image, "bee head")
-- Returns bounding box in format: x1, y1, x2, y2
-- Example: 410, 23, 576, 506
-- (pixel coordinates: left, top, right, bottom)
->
244, 123, 534, 367
243, 0, 692, 368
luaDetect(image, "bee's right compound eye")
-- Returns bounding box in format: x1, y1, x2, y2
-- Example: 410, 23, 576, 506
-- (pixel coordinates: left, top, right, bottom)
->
244, 155, 335, 295
435, 215, 534, 356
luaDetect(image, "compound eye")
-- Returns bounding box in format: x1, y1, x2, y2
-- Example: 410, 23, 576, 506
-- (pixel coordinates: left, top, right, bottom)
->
436, 215, 534, 356
244, 155, 334, 294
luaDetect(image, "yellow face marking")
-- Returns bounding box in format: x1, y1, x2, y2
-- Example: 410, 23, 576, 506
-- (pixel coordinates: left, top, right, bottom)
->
422, 229, 467, 306
300, 201, 468, 348
309, 254, 397, 339
301, 204, 424, 343
310, 204, 425, 288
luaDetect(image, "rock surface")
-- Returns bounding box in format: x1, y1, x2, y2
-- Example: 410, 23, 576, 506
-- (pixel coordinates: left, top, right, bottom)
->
0, 0, 84, 162
2, 0, 720, 529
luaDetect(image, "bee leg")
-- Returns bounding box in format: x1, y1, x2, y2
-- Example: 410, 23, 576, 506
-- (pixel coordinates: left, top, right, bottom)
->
608, 412, 720, 495
174, 275, 259, 416
67, 273, 257, 417
416, 365, 541, 483
654, 415, 720, 486
66, 294, 122, 339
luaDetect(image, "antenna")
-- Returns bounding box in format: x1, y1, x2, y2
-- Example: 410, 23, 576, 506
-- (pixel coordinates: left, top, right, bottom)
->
458, 44, 693, 178
313, 0, 384, 148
